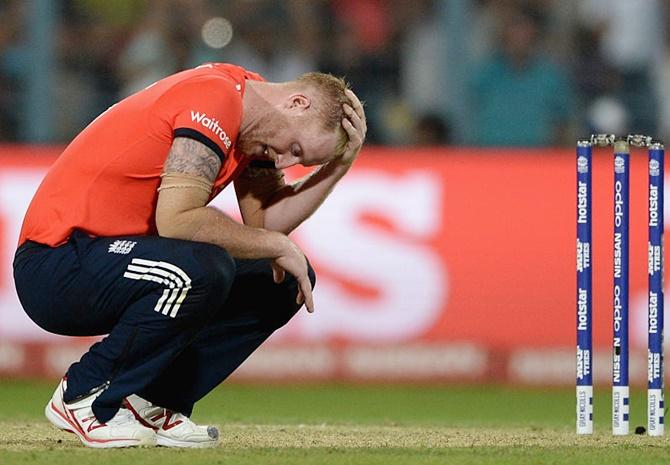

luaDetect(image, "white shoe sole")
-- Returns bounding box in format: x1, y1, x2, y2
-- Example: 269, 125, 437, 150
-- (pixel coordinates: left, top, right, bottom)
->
157, 433, 219, 448
45, 401, 156, 448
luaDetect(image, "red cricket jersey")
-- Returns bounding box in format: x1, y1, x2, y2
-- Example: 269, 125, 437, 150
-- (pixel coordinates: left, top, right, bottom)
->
19, 63, 264, 247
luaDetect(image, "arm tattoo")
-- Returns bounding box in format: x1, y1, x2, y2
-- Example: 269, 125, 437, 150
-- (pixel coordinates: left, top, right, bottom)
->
163, 137, 222, 182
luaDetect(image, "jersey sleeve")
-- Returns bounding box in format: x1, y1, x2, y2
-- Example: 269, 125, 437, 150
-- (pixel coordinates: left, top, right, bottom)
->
159, 76, 242, 163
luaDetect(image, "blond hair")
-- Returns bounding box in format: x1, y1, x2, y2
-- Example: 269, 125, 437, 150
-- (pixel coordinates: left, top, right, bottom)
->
296, 72, 351, 158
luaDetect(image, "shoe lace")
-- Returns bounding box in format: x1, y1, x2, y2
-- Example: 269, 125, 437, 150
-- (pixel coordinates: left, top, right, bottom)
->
167, 410, 194, 428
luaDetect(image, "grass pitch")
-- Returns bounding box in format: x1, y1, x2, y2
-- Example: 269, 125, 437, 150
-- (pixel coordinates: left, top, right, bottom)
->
1, 381, 668, 464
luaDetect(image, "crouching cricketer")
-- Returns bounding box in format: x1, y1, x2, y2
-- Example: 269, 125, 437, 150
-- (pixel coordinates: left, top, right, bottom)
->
13, 62, 366, 448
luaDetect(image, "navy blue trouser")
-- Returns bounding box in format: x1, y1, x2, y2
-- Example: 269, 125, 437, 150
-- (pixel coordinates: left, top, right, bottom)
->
13, 231, 314, 422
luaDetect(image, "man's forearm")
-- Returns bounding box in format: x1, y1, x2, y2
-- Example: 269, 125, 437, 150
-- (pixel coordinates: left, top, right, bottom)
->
162, 204, 285, 259
263, 161, 351, 234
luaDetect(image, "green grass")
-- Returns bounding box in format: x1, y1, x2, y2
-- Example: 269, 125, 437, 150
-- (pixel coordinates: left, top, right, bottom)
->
1, 380, 668, 464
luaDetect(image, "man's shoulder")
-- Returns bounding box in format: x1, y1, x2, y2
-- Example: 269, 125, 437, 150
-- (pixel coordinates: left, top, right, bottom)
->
168, 66, 240, 93
207, 63, 265, 82
149, 63, 264, 106
178, 63, 264, 86
152, 67, 244, 114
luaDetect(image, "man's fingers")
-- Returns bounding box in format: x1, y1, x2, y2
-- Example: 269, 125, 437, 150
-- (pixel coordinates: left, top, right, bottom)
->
345, 89, 365, 120
345, 91, 366, 136
298, 277, 314, 313
342, 118, 362, 147
344, 105, 364, 133
343, 99, 367, 140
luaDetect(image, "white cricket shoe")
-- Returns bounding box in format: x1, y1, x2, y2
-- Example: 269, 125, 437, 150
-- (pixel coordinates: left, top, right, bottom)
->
44, 378, 156, 448
125, 394, 220, 448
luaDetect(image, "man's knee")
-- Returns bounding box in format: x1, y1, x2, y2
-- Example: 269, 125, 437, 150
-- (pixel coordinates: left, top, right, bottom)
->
190, 243, 236, 296
158, 242, 236, 322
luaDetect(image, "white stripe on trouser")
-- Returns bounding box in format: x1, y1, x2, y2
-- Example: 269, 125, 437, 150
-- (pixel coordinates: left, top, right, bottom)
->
122, 258, 192, 318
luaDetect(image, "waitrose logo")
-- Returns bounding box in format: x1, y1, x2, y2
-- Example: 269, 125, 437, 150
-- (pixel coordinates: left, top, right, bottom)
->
190, 111, 231, 149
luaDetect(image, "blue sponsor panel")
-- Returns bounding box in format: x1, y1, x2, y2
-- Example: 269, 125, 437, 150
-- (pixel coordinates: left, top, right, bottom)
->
576, 140, 593, 434
648, 143, 665, 436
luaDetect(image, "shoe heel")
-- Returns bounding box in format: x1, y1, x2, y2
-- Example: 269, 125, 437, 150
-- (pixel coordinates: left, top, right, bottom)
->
45, 402, 74, 433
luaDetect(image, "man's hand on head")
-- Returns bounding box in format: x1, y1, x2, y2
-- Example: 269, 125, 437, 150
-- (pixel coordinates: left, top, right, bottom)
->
338, 89, 367, 166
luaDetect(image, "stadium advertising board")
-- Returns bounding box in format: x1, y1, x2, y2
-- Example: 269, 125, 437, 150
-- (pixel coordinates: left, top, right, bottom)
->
0, 146, 666, 385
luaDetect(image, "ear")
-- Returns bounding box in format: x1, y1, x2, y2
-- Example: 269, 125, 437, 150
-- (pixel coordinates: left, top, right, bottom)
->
287, 94, 311, 111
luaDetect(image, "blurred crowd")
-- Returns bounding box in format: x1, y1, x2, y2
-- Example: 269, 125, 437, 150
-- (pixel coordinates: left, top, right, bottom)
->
1, 0, 669, 147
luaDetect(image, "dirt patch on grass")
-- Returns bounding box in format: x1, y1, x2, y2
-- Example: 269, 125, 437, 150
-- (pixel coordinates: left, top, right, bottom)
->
1, 422, 76, 450
2, 422, 670, 451
219, 424, 670, 449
